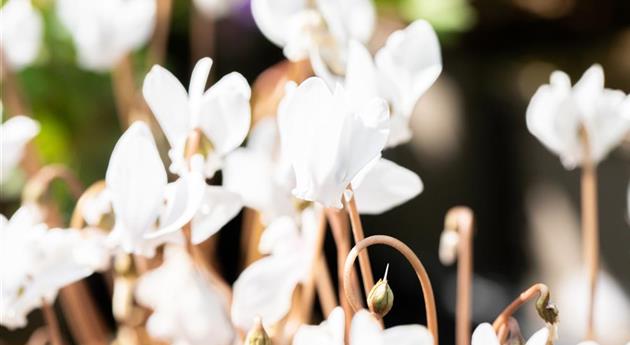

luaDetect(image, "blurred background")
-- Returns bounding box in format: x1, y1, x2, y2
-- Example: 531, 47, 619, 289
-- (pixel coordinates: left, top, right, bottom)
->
1, 0, 630, 344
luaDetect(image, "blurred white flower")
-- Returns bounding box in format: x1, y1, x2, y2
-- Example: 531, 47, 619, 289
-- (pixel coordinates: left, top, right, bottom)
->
345, 20, 442, 147
471, 323, 551, 345
223, 118, 295, 223
293, 307, 433, 345
526, 64, 630, 169
278, 77, 389, 208
56, 0, 156, 71
143, 57, 252, 178
0, 0, 43, 70
193, 0, 244, 18
105, 122, 205, 256
0, 115, 39, 184
0, 206, 108, 329
232, 207, 319, 331
136, 246, 234, 345
251, 0, 374, 77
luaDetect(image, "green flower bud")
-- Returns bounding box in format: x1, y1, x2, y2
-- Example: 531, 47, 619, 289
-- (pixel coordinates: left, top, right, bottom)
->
368, 264, 394, 317
245, 317, 272, 345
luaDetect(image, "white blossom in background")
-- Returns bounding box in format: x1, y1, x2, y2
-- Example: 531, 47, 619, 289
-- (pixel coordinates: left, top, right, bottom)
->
345, 20, 442, 147
278, 77, 390, 208
251, 0, 375, 78
0, 206, 108, 329
136, 246, 234, 345
526, 64, 630, 169
56, 0, 156, 71
193, 0, 244, 18
0, 0, 43, 70
143, 57, 251, 178
471, 323, 554, 345
293, 307, 433, 345
232, 207, 319, 331
0, 114, 40, 184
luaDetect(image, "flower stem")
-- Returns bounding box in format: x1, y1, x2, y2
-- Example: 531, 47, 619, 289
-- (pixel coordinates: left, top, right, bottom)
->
343, 235, 439, 345
344, 188, 375, 299
315, 255, 338, 316
111, 55, 137, 127
41, 300, 65, 345
580, 130, 599, 340
301, 210, 329, 321
148, 0, 172, 66
444, 207, 474, 345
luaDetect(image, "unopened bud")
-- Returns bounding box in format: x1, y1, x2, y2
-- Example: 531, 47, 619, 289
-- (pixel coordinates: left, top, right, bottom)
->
535, 291, 559, 325
368, 264, 394, 317
245, 316, 271, 345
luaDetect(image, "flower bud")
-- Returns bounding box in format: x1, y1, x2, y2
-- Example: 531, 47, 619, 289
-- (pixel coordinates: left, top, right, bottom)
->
368, 265, 394, 317
245, 316, 271, 345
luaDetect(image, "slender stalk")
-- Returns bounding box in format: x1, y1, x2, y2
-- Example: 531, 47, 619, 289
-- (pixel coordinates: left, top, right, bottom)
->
240, 208, 265, 267
190, 4, 216, 64
148, 0, 173, 66
22, 164, 84, 203
301, 210, 329, 321
344, 188, 375, 298
443, 207, 474, 345
111, 55, 136, 127
580, 130, 598, 340
41, 300, 65, 345
315, 255, 338, 316
343, 235, 439, 345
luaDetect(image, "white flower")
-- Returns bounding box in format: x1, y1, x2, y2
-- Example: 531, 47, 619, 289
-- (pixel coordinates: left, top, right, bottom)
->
278, 77, 390, 208
193, 0, 243, 18
56, 0, 156, 71
105, 122, 205, 256
0, 206, 107, 329
293, 307, 433, 345
345, 20, 442, 147
0, 0, 43, 70
0, 115, 39, 183
223, 118, 295, 223
471, 323, 552, 345
231, 207, 319, 331
136, 246, 234, 345
143, 57, 252, 178
526, 64, 630, 169
251, 0, 374, 76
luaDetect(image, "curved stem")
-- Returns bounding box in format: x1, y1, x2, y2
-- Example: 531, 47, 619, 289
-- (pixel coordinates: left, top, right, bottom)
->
343, 235, 439, 345
344, 188, 375, 299
22, 164, 84, 203
41, 300, 65, 345
443, 207, 474, 345
580, 129, 598, 340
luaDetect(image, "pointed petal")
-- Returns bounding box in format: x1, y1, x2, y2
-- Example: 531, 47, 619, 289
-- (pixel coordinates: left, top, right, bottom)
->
190, 186, 242, 244
573, 64, 604, 119
471, 323, 500, 345
188, 57, 213, 113
352, 159, 422, 215
525, 327, 549, 345
143, 65, 191, 149
198, 72, 252, 155
382, 325, 433, 345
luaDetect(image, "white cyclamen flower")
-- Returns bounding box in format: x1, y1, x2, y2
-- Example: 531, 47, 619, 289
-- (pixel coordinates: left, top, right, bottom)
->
56, 0, 156, 71
0, 206, 107, 329
0, 0, 43, 70
278, 77, 390, 208
136, 246, 234, 345
143, 57, 251, 178
345, 20, 442, 147
251, 0, 374, 76
232, 207, 319, 331
0, 115, 39, 183
293, 307, 433, 345
526, 64, 630, 169
471, 323, 553, 345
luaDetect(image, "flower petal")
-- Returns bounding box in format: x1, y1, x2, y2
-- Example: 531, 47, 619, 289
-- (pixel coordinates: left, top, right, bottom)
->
0, 115, 40, 182
382, 325, 433, 345
294, 307, 345, 345
525, 327, 549, 345
188, 57, 213, 116
190, 186, 242, 244
471, 323, 500, 345
0, 0, 43, 69
251, 0, 308, 47
349, 310, 383, 345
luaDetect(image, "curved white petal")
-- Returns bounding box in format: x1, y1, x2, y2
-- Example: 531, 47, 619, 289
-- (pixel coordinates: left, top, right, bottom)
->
352, 159, 423, 215
293, 307, 345, 345
106, 122, 167, 254
573, 64, 604, 120
349, 310, 383, 345
189, 57, 213, 118
525, 327, 549, 345
316, 0, 374, 45
143, 64, 191, 149
258, 216, 301, 255
0, 0, 43, 69
345, 40, 379, 105
231, 255, 304, 331
190, 186, 243, 244
382, 325, 433, 345
586, 89, 630, 164
471, 323, 500, 345
198, 72, 252, 156
0, 115, 40, 183
251, 0, 308, 47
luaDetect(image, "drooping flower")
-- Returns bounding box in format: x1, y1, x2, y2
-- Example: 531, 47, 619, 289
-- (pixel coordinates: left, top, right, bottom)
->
278, 77, 390, 208
0, 114, 39, 184
56, 0, 156, 71
0, 0, 43, 70
526, 64, 630, 169
345, 20, 442, 147
0, 206, 108, 329
143, 57, 252, 178
251, 0, 375, 77
136, 246, 234, 345
293, 307, 433, 345
471, 323, 553, 345
231, 207, 319, 332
